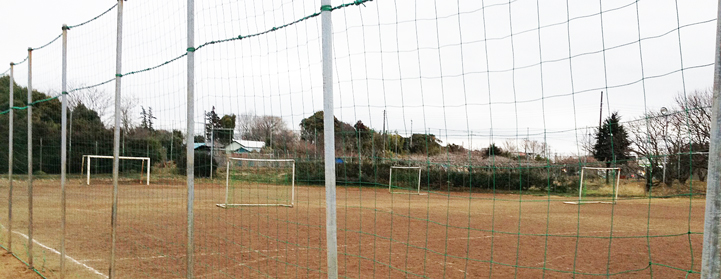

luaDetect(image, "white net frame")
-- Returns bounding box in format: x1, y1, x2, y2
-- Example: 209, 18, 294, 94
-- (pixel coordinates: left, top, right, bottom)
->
388, 166, 425, 195
564, 167, 621, 205
80, 155, 151, 185
217, 157, 296, 208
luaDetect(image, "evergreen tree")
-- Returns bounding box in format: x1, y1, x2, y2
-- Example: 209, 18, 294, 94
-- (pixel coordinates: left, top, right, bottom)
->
140, 106, 148, 129
592, 112, 631, 183
484, 143, 504, 158
147, 107, 156, 131
205, 107, 221, 142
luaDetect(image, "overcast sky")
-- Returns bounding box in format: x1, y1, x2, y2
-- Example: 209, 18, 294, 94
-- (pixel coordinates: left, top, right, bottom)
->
1, 0, 717, 156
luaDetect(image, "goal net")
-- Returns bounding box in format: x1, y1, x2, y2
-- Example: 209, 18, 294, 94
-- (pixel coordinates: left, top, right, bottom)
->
564, 167, 621, 205
388, 166, 424, 195
217, 158, 295, 208
81, 155, 151, 185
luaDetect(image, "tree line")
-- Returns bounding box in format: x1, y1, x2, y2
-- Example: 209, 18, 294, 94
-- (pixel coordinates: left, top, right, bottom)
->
0, 74, 712, 190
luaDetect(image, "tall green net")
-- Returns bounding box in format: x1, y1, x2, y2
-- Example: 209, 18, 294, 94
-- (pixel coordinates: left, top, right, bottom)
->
0, 0, 718, 278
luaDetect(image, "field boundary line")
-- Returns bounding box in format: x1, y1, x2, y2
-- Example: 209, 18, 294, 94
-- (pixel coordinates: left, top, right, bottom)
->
0, 224, 108, 278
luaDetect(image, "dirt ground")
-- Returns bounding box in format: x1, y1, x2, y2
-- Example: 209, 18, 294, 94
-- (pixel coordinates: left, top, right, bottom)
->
0, 177, 707, 278
0, 252, 41, 279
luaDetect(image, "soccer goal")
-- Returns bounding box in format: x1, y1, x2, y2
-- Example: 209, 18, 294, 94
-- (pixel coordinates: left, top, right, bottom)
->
564, 167, 621, 205
389, 166, 425, 195
217, 158, 295, 208
81, 155, 151, 185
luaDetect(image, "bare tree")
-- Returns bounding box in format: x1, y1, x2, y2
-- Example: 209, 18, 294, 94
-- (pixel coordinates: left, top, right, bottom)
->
120, 96, 138, 132
523, 139, 548, 158
502, 139, 518, 155
67, 85, 113, 126
629, 90, 712, 185
236, 113, 256, 140
236, 113, 296, 149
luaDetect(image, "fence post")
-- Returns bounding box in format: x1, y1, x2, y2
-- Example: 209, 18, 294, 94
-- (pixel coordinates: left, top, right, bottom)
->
60, 24, 69, 278
701, 0, 721, 277
26, 47, 34, 269
186, 0, 196, 277
109, 0, 124, 277
320, 1, 338, 278
7, 62, 14, 254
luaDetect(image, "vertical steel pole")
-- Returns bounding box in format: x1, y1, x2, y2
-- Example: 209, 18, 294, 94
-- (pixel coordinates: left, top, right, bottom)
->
109, 0, 123, 277
389, 168, 393, 192
147, 158, 150, 185
320, 2, 338, 278
87, 157, 90, 185
701, 0, 721, 276
7, 62, 14, 253
225, 161, 229, 206
60, 24, 69, 278
186, 0, 196, 277
27, 47, 34, 269
210, 130, 213, 179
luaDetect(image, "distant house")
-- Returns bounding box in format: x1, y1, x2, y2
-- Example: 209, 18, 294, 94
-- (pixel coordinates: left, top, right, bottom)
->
225, 140, 265, 153
193, 142, 211, 152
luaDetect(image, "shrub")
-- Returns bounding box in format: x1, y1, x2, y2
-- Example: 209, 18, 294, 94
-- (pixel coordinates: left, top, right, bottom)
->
177, 151, 217, 178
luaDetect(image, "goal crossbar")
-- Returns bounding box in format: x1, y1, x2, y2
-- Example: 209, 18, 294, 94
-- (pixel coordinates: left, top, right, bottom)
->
81, 155, 151, 185
389, 166, 425, 195
564, 167, 621, 205
217, 157, 295, 208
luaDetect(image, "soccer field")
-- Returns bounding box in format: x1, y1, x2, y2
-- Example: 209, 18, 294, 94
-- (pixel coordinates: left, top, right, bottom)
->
0, 178, 704, 278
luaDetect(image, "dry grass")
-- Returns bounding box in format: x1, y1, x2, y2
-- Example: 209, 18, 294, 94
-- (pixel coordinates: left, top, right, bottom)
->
581, 178, 707, 199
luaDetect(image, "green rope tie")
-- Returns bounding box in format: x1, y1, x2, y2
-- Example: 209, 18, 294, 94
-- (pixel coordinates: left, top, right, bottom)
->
187, 47, 195, 53
61, 91, 68, 95
320, 5, 332, 11
115, 73, 122, 77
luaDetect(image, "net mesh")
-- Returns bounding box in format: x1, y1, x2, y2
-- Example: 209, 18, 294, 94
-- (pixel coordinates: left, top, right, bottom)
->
0, 0, 717, 278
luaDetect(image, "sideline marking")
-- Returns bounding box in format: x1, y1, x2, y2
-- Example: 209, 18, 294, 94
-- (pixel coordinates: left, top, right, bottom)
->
0, 224, 108, 278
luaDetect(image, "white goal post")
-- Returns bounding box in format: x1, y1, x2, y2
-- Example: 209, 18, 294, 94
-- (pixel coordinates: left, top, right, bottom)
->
217, 157, 295, 208
564, 167, 621, 205
81, 155, 151, 185
389, 166, 425, 195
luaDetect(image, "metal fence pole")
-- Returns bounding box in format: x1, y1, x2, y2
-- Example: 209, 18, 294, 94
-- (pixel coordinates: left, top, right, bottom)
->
7, 62, 14, 253
26, 47, 34, 269
320, 1, 338, 278
109, 0, 124, 277
701, 0, 721, 277
60, 24, 69, 278
186, 0, 196, 277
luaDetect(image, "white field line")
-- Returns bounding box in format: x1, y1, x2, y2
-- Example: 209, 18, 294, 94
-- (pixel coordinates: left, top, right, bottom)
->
0, 224, 108, 279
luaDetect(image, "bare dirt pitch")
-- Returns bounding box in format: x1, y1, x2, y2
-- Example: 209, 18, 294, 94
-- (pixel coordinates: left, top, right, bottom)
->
0, 178, 705, 278
0, 252, 41, 279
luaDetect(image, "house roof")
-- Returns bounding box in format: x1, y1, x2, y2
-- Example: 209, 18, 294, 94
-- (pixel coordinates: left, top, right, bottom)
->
234, 140, 265, 149
193, 143, 207, 149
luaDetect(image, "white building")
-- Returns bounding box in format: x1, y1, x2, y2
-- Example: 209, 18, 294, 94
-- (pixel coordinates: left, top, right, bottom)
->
224, 140, 265, 153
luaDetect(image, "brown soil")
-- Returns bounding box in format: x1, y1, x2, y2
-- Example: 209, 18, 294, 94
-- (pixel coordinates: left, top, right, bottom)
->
0, 178, 706, 278
0, 252, 41, 279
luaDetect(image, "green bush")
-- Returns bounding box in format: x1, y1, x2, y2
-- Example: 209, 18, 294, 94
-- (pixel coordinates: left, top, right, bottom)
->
177, 151, 217, 178
295, 161, 558, 193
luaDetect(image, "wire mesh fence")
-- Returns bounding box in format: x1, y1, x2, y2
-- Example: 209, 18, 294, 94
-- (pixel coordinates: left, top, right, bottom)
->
0, 0, 719, 278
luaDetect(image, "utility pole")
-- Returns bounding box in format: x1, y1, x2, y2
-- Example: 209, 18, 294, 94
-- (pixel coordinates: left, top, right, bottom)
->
661, 107, 670, 184
382, 110, 386, 153
410, 119, 413, 148
599, 91, 604, 129
39, 138, 43, 173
